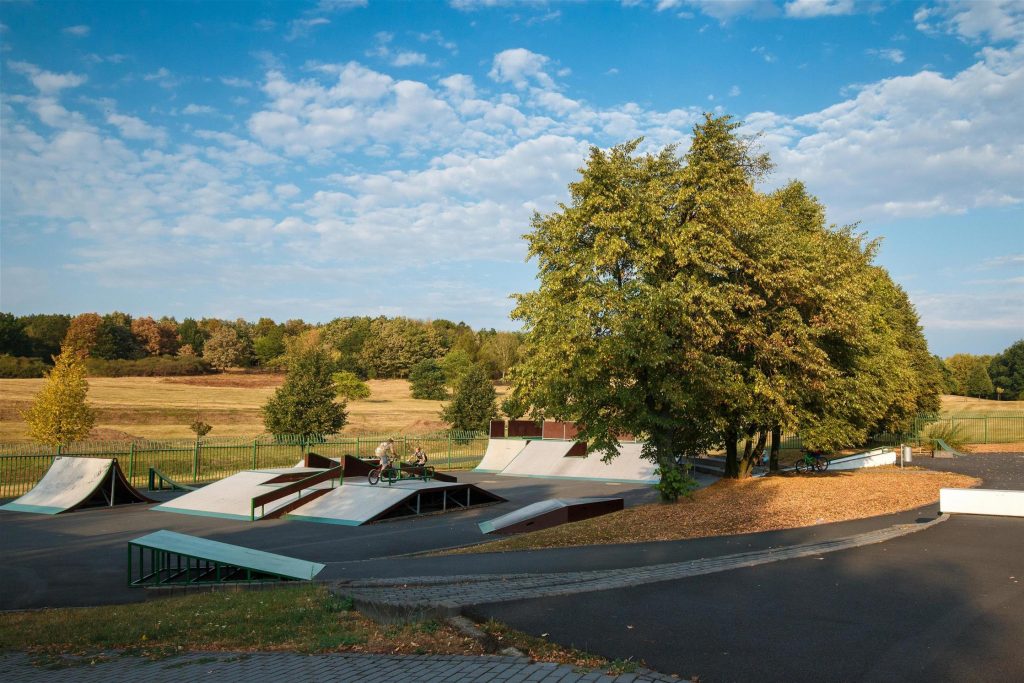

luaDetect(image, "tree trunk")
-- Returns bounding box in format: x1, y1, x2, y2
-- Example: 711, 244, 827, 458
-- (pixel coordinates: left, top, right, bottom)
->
769, 424, 781, 472
724, 426, 740, 478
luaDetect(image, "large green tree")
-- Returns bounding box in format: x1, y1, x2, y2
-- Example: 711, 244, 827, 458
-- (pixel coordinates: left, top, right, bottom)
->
511, 114, 940, 493
410, 358, 448, 400
263, 348, 347, 437
946, 353, 994, 397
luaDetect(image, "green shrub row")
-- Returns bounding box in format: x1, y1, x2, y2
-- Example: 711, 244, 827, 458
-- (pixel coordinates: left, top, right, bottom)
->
84, 355, 214, 377
0, 354, 49, 378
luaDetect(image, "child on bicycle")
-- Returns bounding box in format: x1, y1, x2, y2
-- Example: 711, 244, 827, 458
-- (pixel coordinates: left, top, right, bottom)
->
375, 438, 397, 472
409, 446, 428, 466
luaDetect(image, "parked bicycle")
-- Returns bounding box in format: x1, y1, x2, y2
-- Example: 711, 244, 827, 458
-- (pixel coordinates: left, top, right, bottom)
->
795, 450, 829, 473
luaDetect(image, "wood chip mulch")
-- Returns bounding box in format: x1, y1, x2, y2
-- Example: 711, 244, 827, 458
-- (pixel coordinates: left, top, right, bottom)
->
456, 467, 980, 554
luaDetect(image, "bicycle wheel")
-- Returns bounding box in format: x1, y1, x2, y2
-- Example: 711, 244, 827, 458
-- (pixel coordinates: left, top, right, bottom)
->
795, 458, 808, 473
813, 457, 829, 472
368, 469, 380, 485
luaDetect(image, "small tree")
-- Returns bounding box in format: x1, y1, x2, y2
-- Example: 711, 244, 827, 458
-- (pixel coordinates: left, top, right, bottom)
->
332, 371, 371, 401
409, 358, 448, 400
440, 349, 474, 388
263, 348, 347, 437
441, 364, 497, 431
189, 418, 213, 438
24, 350, 96, 446
204, 326, 244, 370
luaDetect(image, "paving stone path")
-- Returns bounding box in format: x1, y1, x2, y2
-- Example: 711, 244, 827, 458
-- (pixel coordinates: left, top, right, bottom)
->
0, 651, 680, 683
336, 516, 945, 617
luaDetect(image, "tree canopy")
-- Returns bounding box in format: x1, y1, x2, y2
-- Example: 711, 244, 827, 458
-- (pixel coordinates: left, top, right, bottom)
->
440, 363, 498, 431
24, 349, 96, 446
263, 348, 347, 437
510, 114, 940, 495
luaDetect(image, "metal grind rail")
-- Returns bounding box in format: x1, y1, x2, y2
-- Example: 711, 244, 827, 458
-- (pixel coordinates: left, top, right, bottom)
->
250, 466, 343, 521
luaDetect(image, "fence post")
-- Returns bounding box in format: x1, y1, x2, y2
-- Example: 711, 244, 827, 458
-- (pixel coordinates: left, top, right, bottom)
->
128, 441, 136, 481
252, 438, 258, 469
192, 440, 200, 482
984, 417, 988, 444
447, 432, 452, 470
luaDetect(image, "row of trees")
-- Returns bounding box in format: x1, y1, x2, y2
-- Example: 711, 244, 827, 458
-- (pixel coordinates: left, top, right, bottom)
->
940, 342, 1024, 400
0, 311, 523, 381
507, 115, 944, 496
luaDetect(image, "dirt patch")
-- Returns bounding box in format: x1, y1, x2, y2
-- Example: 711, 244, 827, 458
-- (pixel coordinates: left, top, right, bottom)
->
961, 442, 1024, 454
449, 467, 980, 555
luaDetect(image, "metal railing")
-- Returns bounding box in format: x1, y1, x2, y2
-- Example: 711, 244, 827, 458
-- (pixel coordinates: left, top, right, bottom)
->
0, 431, 487, 499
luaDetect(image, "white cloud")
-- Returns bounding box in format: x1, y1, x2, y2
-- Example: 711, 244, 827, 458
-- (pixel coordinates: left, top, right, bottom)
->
417, 30, 458, 54
143, 67, 182, 89
286, 17, 330, 41
866, 47, 906, 63
751, 46, 777, 63
729, 84, 741, 96
7, 61, 87, 94
62, 25, 91, 37
182, 104, 216, 115
221, 76, 254, 88
489, 48, 555, 89
106, 113, 167, 145
439, 73, 476, 99
750, 42, 1024, 222
915, 0, 1024, 43
784, 0, 854, 19
392, 51, 428, 67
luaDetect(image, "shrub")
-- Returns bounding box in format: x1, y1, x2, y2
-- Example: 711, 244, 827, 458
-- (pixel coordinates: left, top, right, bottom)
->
84, 355, 214, 377
0, 354, 49, 378
922, 421, 967, 450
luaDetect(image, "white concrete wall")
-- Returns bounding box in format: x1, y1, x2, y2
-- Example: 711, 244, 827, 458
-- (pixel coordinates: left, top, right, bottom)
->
940, 488, 1024, 517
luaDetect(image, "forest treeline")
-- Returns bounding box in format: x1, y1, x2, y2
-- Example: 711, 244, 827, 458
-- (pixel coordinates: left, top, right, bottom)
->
0, 312, 522, 382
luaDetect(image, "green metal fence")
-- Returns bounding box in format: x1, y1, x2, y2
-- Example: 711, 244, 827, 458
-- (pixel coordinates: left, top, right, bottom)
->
0, 432, 487, 499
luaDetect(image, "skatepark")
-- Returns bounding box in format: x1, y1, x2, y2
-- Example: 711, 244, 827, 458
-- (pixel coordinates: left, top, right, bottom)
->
1, 429, 1021, 682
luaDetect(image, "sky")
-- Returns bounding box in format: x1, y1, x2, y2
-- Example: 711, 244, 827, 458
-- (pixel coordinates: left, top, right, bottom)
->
0, 0, 1021, 357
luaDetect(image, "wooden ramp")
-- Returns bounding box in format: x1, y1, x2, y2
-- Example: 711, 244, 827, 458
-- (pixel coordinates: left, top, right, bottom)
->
479, 497, 624, 535
129, 530, 324, 586
0, 456, 152, 515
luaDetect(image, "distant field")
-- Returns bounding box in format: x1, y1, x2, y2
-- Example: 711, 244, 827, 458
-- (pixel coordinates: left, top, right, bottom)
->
940, 395, 1024, 416
0, 374, 507, 442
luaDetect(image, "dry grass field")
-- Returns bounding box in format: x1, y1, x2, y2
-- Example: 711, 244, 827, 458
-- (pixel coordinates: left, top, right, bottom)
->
940, 394, 1024, 416
0, 374, 508, 442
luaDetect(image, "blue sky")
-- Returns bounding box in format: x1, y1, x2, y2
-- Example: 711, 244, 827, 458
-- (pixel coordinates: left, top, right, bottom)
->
1, 0, 1021, 357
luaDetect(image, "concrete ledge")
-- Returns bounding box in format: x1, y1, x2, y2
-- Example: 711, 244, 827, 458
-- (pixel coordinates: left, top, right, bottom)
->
940, 488, 1024, 517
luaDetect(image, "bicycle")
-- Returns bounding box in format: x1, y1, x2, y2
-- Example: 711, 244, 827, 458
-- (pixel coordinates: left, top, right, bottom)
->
368, 462, 399, 485
795, 450, 829, 473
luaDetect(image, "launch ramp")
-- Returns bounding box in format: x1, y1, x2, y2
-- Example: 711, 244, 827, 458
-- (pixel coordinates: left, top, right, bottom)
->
479, 497, 624, 535
0, 456, 153, 515
498, 440, 658, 483
285, 479, 505, 526
129, 530, 324, 586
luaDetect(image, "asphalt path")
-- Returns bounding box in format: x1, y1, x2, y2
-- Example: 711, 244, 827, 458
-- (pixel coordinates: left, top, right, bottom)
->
0, 470, 672, 610
473, 453, 1024, 682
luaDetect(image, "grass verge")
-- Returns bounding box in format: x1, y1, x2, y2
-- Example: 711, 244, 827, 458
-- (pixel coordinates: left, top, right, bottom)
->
446, 467, 980, 555
0, 585, 634, 673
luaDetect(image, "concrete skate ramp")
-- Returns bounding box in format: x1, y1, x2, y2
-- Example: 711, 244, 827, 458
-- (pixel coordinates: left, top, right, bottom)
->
284, 479, 504, 526
153, 467, 331, 521
828, 448, 897, 471
474, 439, 529, 473
0, 456, 153, 515
498, 440, 658, 483
479, 497, 624, 535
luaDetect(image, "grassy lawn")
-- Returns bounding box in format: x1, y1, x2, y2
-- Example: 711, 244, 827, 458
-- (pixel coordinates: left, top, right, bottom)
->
447, 468, 980, 555
0, 585, 628, 672
0, 375, 509, 442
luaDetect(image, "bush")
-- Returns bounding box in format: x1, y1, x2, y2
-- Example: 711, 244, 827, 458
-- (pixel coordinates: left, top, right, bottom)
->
922, 421, 967, 450
0, 354, 49, 378
84, 355, 215, 377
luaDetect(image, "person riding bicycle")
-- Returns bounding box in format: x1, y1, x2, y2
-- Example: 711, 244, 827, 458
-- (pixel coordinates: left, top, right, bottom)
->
375, 438, 397, 473
409, 446, 428, 466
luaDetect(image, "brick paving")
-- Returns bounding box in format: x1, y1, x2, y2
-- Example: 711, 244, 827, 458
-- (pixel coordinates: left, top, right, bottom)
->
0, 651, 680, 682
